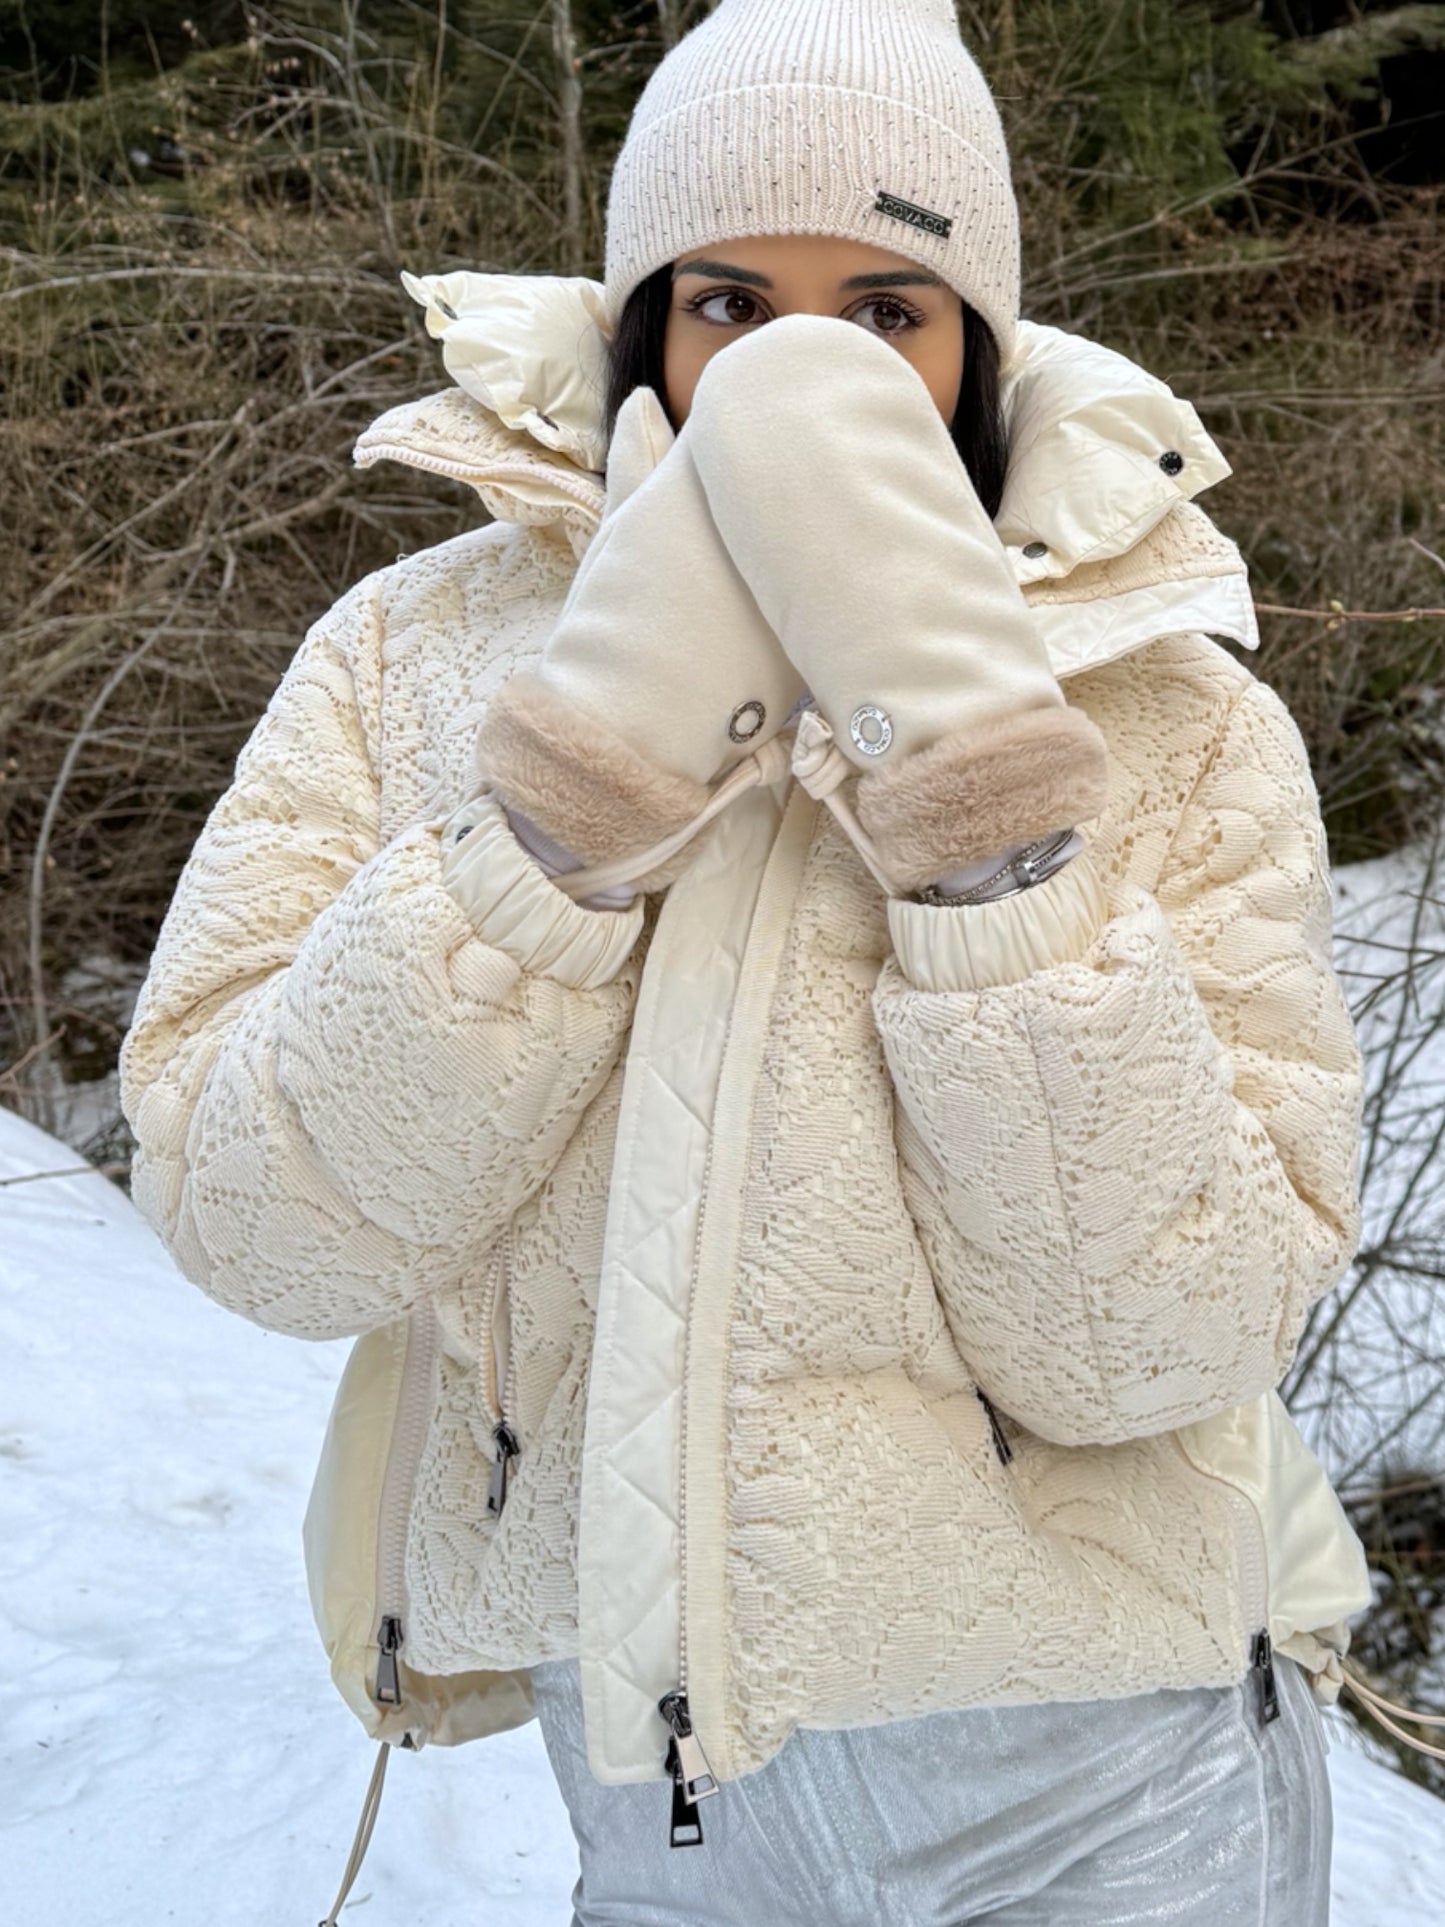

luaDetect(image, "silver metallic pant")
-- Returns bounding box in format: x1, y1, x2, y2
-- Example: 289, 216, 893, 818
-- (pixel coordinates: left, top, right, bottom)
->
529, 1652, 1332, 1924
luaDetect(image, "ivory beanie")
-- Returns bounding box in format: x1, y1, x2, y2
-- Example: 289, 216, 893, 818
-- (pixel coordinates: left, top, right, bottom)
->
603, 0, 1021, 361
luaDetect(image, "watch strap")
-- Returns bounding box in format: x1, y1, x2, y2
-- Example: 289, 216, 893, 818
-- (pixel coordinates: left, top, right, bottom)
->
915, 828, 1083, 907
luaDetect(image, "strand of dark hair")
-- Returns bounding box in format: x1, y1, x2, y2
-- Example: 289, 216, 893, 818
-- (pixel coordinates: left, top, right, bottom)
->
603, 262, 1010, 516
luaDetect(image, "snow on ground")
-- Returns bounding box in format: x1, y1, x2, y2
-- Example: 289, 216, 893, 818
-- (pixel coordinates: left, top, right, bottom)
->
2, 1110, 1442, 1925
0, 1109, 574, 1925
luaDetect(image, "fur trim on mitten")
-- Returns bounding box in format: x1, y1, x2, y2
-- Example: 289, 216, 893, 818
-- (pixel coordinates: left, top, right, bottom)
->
856, 704, 1110, 892
474, 673, 711, 893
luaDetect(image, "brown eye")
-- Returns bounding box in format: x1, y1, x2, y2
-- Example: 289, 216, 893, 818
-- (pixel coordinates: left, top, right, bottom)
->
852, 295, 927, 337
688, 289, 767, 327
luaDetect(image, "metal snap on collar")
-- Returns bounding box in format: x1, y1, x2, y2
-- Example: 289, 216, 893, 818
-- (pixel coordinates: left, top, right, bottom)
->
1159, 450, 1185, 476
850, 704, 893, 756
728, 699, 767, 744
1022, 540, 1048, 559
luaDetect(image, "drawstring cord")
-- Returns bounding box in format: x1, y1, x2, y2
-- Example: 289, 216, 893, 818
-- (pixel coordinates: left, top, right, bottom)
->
536, 732, 797, 903
1338, 1659, 1445, 1761
318, 1740, 390, 1927
534, 709, 904, 906
786, 707, 905, 896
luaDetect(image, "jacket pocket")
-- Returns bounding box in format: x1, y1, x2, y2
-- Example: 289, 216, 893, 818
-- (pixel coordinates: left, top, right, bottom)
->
1174, 1392, 1372, 1662
301, 1300, 534, 1751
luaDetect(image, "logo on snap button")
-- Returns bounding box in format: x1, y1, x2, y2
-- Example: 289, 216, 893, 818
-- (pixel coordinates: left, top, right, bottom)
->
728, 699, 767, 744
1159, 450, 1185, 476
850, 704, 893, 756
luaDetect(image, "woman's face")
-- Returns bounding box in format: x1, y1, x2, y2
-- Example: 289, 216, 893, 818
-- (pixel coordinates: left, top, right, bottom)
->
663, 233, 965, 428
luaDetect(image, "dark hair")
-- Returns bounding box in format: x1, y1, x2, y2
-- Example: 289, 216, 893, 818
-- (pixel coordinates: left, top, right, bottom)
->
602, 261, 1010, 518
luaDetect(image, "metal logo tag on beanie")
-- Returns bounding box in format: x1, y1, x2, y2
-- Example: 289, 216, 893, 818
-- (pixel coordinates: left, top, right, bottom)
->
874, 189, 953, 239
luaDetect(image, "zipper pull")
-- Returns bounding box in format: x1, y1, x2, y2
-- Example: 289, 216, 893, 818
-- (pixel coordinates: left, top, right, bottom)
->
486, 1420, 521, 1518
665, 1735, 705, 1848
375, 1615, 403, 1706
658, 1690, 719, 1848
976, 1386, 1013, 1466
1251, 1629, 1280, 1726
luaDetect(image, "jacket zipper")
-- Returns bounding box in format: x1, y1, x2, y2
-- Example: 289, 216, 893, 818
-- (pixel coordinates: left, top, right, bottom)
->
1169, 1432, 1277, 1728
656, 1130, 721, 1848
372, 1303, 440, 1719
1251, 1629, 1280, 1724
655, 1380, 1015, 1847
483, 1233, 522, 1521
659, 1689, 719, 1847
652, 780, 810, 1845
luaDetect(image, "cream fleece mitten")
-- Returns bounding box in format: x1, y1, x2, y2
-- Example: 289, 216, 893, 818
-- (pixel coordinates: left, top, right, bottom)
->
474, 384, 805, 896
686, 315, 1109, 896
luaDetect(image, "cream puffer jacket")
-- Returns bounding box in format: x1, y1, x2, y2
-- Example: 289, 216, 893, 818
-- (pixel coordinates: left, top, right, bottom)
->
118, 273, 1373, 1805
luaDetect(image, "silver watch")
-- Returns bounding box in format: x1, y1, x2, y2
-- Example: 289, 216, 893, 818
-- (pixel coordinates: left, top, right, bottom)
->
914, 828, 1082, 907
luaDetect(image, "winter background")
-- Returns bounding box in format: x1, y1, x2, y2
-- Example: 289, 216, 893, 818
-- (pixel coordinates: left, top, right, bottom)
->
3, 839, 1444, 1925
4, 2, 1444, 1921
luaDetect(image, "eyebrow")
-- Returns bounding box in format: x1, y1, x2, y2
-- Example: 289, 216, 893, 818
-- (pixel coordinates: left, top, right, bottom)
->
674, 259, 944, 292
674, 259, 772, 288
841, 268, 945, 290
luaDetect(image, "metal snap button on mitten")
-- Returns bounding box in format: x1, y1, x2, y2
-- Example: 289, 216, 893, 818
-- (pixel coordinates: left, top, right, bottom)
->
728, 699, 767, 744
1022, 540, 1048, 559
1159, 450, 1185, 476
850, 704, 894, 756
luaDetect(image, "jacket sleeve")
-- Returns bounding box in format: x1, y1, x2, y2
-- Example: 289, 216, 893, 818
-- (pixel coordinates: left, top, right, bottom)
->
869, 667, 1363, 1447
118, 573, 645, 1343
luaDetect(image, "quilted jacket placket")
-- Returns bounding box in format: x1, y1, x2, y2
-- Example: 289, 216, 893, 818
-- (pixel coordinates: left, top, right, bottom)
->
668, 781, 821, 1807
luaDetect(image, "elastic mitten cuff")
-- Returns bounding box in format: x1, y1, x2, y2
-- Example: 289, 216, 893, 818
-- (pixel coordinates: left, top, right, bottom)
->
502, 802, 638, 911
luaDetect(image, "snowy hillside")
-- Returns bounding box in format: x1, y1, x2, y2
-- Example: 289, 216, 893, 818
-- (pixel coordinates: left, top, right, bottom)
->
2, 1105, 1442, 1924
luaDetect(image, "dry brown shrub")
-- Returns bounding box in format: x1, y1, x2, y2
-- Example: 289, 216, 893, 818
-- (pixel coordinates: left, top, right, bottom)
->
0, 215, 483, 1132
1098, 191, 1445, 862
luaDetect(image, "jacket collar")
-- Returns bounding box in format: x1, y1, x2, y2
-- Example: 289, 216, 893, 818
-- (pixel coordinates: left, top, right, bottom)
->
355, 272, 1257, 670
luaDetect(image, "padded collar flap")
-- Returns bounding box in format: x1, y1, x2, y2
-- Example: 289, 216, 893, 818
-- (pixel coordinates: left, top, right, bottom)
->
997, 320, 1233, 584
